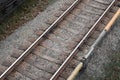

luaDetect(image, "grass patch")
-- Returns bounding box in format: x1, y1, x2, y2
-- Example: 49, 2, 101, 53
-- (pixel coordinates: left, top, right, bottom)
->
0, 0, 54, 40
48, 0, 57, 4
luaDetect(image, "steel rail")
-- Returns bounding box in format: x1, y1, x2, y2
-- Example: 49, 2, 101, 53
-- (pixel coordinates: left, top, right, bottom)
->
50, 0, 116, 80
0, 0, 81, 79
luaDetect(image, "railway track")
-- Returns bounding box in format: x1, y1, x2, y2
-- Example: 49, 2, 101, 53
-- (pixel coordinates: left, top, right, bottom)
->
0, 0, 120, 80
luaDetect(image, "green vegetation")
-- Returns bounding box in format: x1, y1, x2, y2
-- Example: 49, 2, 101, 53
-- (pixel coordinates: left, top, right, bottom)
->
0, 0, 53, 40
48, 0, 57, 4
